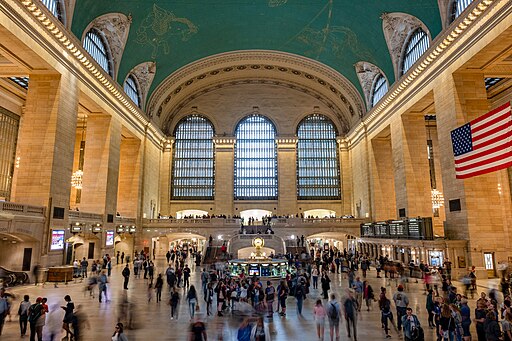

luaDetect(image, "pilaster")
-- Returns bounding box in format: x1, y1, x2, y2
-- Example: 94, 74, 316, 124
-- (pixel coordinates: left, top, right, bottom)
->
277, 137, 298, 215
213, 136, 235, 215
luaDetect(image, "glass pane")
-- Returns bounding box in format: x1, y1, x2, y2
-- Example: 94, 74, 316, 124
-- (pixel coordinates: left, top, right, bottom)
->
371, 75, 388, 107
171, 115, 215, 200
234, 115, 277, 200
402, 29, 429, 75
83, 30, 112, 77
124, 75, 140, 108
297, 114, 341, 200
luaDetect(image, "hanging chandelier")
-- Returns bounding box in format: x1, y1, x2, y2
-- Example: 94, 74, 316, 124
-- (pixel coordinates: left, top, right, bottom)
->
71, 170, 83, 189
431, 189, 444, 209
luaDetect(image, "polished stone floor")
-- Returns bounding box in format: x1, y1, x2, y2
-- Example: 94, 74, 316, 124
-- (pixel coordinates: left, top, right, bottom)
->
0, 259, 500, 341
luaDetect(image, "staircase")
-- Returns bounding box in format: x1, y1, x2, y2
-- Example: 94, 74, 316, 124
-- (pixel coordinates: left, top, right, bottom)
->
202, 246, 221, 264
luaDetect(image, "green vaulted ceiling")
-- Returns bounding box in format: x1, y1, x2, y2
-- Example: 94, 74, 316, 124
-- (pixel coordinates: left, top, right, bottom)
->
71, 0, 442, 102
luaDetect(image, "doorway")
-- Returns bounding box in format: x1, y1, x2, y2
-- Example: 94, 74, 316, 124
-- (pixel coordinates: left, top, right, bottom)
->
22, 248, 32, 271
484, 252, 496, 278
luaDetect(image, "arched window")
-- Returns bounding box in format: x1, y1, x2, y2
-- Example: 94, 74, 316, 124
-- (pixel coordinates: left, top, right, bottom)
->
83, 29, 113, 77
297, 114, 340, 200
124, 75, 141, 108
40, 0, 64, 23
171, 115, 215, 200
401, 29, 429, 75
451, 0, 474, 22
371, 74, 388, 107
234, 115, 277, 200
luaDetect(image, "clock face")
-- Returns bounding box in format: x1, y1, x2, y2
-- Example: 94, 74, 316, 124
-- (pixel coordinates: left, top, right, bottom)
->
253, 237, 264, 248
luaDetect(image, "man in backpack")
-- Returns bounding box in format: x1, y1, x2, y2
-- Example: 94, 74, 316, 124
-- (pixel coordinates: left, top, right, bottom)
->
328, 293, 341, 341
393, 285, 409, 334
27, 297, 43, 341
343, 288, 359, 341
295, 279, 306, 315
122, 264, 130, 290
264, 281, 276, 318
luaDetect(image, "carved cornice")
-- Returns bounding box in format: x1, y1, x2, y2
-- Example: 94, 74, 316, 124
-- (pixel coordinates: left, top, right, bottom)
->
381, 12, 430, 80
83, 13, 132, 80
147, 50, 366, 131
128, 61, 156, 110
354, 61, 387, 109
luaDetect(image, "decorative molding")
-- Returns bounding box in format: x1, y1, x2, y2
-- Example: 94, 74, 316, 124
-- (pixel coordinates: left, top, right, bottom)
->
381, 12, 430, 80
147, 50, 366, 129
127, 61, 156, 110
83, 13, 132, 80
160, 78, 351, 136
354, 61, 387, 110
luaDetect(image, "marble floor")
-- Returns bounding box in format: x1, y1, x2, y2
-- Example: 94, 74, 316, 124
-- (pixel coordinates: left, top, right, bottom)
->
0, 259, 500, 341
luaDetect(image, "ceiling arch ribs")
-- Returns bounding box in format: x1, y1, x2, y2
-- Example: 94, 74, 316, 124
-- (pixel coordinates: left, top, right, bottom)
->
147, 50, 366, 133
354, 61, 388, 109
381, 12, 432, 81
125, 61, 156, 111
82, 12, 132, 81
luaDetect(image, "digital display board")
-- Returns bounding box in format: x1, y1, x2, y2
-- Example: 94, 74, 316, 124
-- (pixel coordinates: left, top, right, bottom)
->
50, 230, 65, 250
106, 230, 114, 246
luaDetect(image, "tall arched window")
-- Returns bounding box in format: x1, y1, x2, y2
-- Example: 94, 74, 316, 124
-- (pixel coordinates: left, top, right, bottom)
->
371, 74, 388, 107
171, 115, 215, 200
40, 0, 64, 23
451, 0, 473, 22
401, 29, 429, 75
83, 29, 113, 77
234, 115, 277, 200
297, 114, 340, 200
124, 75, 141, 108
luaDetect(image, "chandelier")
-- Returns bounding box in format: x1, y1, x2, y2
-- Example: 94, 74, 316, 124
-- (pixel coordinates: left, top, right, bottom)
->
431, 189, 444, 209
71, 169, 83, 189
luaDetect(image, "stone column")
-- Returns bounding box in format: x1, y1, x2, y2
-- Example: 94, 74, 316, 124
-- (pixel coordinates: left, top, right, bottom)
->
12, 74, 79, 261
159, 139, 173, 216
213, 137, 235, 215
338, 138, 353, 215
391, 114, 432, 218
277, 137, 298, 215
370, 135, 397, 220
433, 72, 512, 275
117, 137, 142, 217
80, 114, 121, 217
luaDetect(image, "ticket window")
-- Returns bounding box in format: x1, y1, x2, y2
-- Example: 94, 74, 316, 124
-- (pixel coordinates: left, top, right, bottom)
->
484, 252, 496, 278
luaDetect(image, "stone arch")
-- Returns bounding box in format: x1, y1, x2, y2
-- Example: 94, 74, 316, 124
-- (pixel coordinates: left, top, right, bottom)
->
354, 61, 389, 110
381, 13, 432, 80
82, 13, 132, 81
124, 62, 156, 110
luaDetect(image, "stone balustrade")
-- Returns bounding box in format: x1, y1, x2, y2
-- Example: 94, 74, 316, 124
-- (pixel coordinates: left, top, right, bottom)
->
0, 201, 45, 216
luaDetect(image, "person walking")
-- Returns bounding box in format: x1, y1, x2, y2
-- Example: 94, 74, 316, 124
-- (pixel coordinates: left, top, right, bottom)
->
187, 285, 198, 320
379, 288, 396, 339
393, 285, 409, 334
312, 265, 319, 289
314, 299, 327, 341
170, 287, 180, 320
183, 264, 191, 288
363, 280, 374, 311
189, 317, 207, 341
0, 288, 9, 336
321, 271, 331, 300
28, 297, 44, 341
265, 280, 276, 318
353, 277, 364, 312
250, 317, 271, 341
402, 307, 422, 341
112, 322, 128, 341
295, 278, 307, 316
61, 295, 75, 339
155, 274, 163, 302
122, 265, 130, 290
18, 295, 31, 337
278, 280, 288, 316
98, 270, 108, 303
343, 289, 359, 341
327, 293, 341, 341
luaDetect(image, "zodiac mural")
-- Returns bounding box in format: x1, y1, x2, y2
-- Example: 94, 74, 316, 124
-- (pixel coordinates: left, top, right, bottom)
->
136, 4, 198, 58
268, 0, 288, 7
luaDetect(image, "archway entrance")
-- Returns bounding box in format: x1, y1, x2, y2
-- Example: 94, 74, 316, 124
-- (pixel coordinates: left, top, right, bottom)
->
240, 209, 272, 224
303, 209, 336, 218
176, 209, 209, 219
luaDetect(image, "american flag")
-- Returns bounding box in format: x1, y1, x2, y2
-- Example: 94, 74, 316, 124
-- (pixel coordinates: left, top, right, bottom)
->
451, 102, 512, 179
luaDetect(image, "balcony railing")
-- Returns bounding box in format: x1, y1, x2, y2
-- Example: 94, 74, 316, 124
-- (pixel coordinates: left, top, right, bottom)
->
0, 202, 45, 216
144, 217, 241, 228
68, 210, 103, 221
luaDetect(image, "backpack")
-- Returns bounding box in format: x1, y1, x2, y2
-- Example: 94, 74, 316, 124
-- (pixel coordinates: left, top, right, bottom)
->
295, 284, 304, 298
328, 302, 339, 320
266, 286, 275, 301
344, 298, 355, 316
28, 303, 43, 323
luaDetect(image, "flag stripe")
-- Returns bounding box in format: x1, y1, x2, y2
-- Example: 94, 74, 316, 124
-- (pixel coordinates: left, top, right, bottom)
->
472, 120, 512, 143
455, 139, 512, 165
456, 159, 512, 179
455, 145, 512, 171
451, 102, 512, 179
